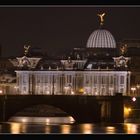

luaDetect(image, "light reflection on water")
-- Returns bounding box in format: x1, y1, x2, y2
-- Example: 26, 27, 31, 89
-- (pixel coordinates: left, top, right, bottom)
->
106, 126, 116, 134
10, 123, 21, 134
124, 123, 138, 134
80, 124, 93, 134
1, 117, 140, 134
61, 125, 72, 134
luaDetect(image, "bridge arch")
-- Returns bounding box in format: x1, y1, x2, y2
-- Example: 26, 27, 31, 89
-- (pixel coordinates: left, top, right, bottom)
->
8, 104, 75, 124
0, 95, 124, 123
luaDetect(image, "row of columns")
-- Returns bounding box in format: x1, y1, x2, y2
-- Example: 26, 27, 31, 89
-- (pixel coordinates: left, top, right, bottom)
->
16, 71, 130, 96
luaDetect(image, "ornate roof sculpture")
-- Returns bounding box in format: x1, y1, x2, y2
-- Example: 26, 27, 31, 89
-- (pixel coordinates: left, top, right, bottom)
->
113, 44, 130, 69
9, 45, 41, 69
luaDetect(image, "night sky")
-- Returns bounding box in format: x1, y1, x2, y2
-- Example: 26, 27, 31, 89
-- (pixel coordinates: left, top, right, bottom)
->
0, 6, 140, 57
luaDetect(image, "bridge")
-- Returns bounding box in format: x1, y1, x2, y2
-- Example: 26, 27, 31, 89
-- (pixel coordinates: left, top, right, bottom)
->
0, 94, 127, 123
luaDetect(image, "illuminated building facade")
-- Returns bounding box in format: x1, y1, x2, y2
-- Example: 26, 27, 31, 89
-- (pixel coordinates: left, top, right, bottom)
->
10, 13, 131, 96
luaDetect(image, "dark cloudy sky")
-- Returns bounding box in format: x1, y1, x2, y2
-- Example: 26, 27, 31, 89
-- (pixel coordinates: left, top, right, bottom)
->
0, 6, 140, 57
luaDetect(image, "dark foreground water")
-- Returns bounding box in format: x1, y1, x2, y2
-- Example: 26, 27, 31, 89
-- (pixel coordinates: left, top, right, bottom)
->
0, 117, 140, 134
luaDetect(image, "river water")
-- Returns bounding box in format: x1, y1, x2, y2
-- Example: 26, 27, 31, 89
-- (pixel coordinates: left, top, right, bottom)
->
0, 116, 140, 134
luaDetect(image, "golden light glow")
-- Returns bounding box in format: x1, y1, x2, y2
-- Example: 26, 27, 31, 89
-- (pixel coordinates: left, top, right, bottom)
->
80, 124, 93, 134
71, 91, 75, 95
97, 12, 106, 25
106, 126, 116, 134
79, 88, 84, 93
61, 125, 71, 134
131, 87, 136, 91
124, 106, 132, 118
124, 123, 138, 134
0, 90, 2, 94
21, 118, 27, 123
10, 123, 21, 134
45, 118, 50, 125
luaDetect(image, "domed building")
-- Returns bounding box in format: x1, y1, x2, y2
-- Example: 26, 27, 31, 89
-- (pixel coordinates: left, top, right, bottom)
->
86, 29, 116, 49
10, 13, 131, 96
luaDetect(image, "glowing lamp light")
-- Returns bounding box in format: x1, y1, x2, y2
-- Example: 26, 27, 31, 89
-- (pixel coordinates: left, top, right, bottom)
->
71, 91, 75, 95
0, 90, 3, 94
79, 88, 84, 93
131, 87, 136, 92
124, 106, 132, 118
46, 91, 50, 94
132, 97, 136, 102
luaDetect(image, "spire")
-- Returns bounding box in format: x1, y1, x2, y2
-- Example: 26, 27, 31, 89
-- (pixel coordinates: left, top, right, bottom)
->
97, 12, 106, 27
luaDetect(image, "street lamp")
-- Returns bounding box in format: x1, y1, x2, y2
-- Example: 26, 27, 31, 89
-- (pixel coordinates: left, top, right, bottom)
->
131, 87, 136, 96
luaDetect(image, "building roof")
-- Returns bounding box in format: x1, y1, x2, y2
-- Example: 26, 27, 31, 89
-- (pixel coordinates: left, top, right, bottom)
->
86, 29, 116, 49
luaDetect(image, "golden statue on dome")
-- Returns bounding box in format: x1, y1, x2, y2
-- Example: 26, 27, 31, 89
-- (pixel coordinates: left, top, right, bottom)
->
24, 45, 31, 56
120, 44, 127, 55
97, 12, 106, 26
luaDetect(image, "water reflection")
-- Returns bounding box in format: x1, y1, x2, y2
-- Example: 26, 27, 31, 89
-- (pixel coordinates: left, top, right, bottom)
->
61, 125, 71, 134
124, 123, 138, 134
10, 123, 21, 134
1, 117, 140, 134
106, 126, 116, 134
80, 124, 93, 134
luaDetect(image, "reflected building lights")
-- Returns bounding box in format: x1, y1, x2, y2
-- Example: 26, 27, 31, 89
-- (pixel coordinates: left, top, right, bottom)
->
124, 123, 138, 134
10, 123, 21, 134
106, 126, 116, 134
80, 124, 93, 134
61, 125, 71, 134
124, 106, 132, 118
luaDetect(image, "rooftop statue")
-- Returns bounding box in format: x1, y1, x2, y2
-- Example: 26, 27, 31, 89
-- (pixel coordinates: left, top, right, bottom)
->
24, 45, 31, 56
97, 12, 106, 26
